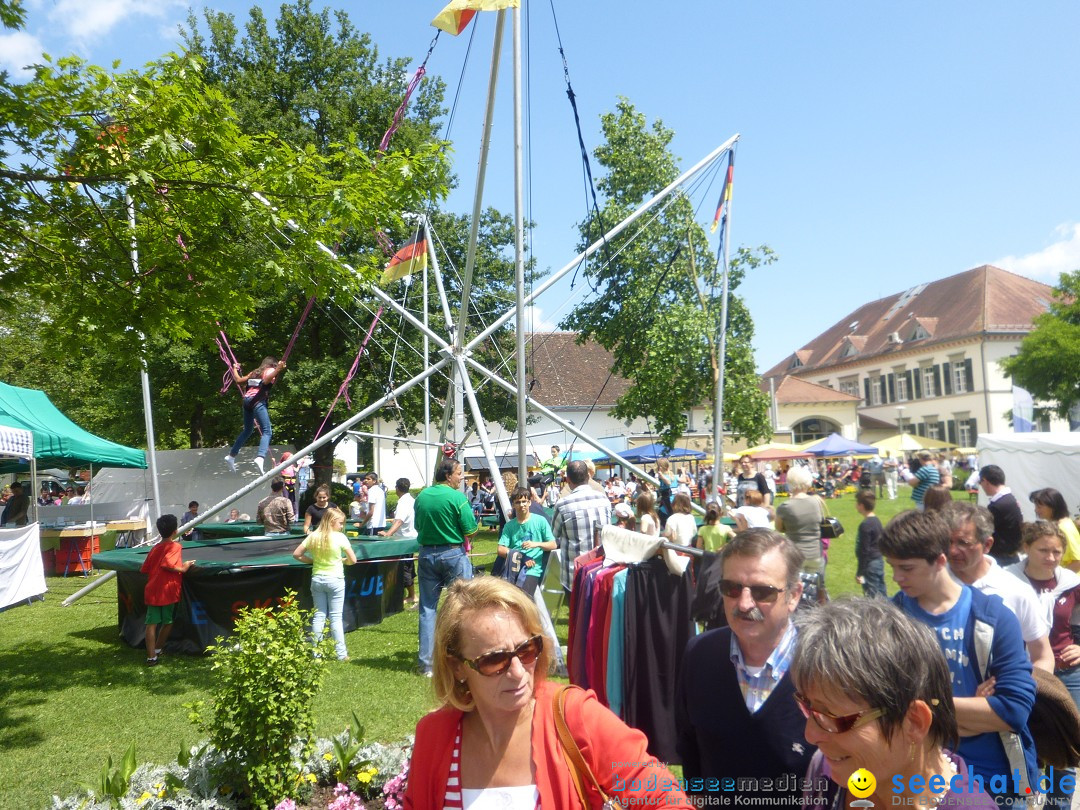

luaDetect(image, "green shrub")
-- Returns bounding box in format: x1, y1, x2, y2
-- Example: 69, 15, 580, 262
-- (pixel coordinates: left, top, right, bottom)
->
189, 591, 328, 809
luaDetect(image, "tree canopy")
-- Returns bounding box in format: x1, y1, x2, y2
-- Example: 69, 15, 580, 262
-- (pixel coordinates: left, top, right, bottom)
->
1000, 270, 1080, 417
561, 98, 773, 448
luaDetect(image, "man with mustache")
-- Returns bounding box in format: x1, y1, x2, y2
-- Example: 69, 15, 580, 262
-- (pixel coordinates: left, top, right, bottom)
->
675, 528, 814, 804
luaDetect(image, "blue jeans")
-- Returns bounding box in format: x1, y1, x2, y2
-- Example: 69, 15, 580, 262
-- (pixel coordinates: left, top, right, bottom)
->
861, 557, 887, 599
230, 401, 271, 458
1048, 666, 1080, 808
310, 574, 347, 659
417, 545, 473, 672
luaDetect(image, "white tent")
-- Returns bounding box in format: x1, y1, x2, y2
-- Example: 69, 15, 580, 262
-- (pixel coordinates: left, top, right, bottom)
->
975, 433, 1080, 521
91, 446, 293, 524
0, 424, 45, 611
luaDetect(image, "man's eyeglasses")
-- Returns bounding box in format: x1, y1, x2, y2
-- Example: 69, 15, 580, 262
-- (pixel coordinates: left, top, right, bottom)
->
456, 634, 543, 677
793, 691, 884, 734
718, 579, 786, 604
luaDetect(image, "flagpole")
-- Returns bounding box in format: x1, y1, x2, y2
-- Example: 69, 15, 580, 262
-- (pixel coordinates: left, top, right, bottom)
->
513, 3, 528, 486
713, 153, 734, 509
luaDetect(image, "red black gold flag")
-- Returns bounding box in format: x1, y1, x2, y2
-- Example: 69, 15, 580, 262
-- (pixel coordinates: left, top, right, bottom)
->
382, 232, 428, 284
710, 152, 734, 233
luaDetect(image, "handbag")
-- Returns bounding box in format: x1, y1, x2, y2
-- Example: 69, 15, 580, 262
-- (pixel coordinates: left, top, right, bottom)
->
818, 498, 844, 538
1029, 668, 1080, 768
553, 685, 622, 809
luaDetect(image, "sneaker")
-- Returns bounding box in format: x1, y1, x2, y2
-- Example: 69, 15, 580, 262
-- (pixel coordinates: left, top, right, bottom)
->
253, 456, 265, 474
224, 454, 237, 472
146, 657, 158, 667
155, 648, 163, 657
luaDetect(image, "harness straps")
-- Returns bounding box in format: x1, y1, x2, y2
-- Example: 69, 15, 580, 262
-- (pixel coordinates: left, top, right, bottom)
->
313, 305, 385, 440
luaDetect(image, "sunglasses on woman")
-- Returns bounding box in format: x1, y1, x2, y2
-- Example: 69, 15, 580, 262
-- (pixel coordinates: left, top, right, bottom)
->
793, 691, 884, 733
458, 634, 544, 676
718, 579, 787, 604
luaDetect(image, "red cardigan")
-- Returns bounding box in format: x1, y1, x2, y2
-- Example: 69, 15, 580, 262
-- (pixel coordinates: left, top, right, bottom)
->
404, 680, 688, 808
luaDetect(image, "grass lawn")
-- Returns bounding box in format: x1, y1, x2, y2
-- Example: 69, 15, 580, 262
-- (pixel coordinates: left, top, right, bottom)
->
0, 491, 922, 810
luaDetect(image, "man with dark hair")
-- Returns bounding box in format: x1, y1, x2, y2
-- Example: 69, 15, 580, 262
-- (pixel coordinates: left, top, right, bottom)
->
551, 460, 611, 592
362, 472, 386, 536
978, 464, 1023, 566
1, 481, 30, 526
676, 529, 812, 804
881, 509, 1038, 802
414, 458, 477, 676
256, 477, 294, 535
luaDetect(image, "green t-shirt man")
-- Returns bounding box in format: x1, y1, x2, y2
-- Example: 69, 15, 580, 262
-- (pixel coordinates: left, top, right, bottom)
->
414, 480, 478, 547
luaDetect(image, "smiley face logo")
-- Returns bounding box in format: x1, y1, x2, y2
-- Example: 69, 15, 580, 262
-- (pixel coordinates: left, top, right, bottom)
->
848, 768, 876, 798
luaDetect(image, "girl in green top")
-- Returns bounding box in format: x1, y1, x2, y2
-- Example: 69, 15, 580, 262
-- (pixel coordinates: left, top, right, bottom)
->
695, 504, 733, 553
293, 507, 357, 660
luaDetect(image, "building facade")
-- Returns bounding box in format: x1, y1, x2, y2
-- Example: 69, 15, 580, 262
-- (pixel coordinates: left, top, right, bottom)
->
762, 265, 1065, 446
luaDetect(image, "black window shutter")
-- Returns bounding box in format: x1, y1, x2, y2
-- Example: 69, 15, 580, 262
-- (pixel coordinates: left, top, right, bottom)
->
968, 417, 977, 441
887, 373, 896, 402
947, 420, 957, 444
942, 362, 952, 395
964, 358, 974, 390
864, 378, 871, 405
912, 369, 922, 399
933, 365, 942, 397
917, 422, 926, 437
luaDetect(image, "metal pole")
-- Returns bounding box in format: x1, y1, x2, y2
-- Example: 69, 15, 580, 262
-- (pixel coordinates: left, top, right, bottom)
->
62, 357, 452, 605
713, 166, 735, 508
512, 3, 529, 487
456, 9, 507, 352
456, 355, 512, 517
466, 135, 740, 352
127, 190, 162, 522
422, 221, 432, 485
463, 355, 705, 514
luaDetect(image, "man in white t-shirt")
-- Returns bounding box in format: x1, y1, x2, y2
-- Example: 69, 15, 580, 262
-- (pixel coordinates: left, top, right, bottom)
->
944, 501, 1053, 672
379, 478, 418, 606
363, 472, 386, 536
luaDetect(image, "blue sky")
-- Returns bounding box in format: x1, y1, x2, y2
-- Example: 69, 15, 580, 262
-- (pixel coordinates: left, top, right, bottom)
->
5, 0, 1080, 373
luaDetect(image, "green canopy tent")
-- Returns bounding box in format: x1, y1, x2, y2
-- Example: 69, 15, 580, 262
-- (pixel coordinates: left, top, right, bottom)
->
0, 382, 146, 474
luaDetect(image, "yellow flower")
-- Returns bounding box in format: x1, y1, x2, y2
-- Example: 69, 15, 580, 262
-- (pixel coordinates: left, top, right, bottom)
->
220, 785, 232, 795
157, 790, 167, 799
323, 753, 334, 761
137, 792, 151, 805
306, 773, 318, 783
357, 771, 373, 784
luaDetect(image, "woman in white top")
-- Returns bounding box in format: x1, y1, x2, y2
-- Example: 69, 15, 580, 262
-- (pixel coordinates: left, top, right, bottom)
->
663, 493, 698, 546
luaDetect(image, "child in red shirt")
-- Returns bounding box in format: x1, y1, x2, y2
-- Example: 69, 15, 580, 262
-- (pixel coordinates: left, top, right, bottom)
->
140, 514, 195, 666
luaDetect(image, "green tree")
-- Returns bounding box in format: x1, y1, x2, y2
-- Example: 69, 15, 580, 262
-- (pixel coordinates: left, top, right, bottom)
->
561, 98, 773, 447
180, 3, 524, 476
1001, 270, 1080, 416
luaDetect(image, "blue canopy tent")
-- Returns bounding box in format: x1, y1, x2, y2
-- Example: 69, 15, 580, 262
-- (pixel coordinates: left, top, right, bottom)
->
618, 443, 706, 464
804, 433, 879, 457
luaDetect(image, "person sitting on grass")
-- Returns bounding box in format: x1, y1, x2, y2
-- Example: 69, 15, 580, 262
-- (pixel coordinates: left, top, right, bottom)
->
140, 514, 195, 666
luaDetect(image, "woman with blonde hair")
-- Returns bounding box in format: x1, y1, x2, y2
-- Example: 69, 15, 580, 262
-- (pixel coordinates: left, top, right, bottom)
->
292, 506, 356, 660
404, 577, 686, 807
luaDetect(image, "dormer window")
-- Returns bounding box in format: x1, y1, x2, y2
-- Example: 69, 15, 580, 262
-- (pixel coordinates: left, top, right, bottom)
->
910, 325, 930, 341
789, 354, 803, 369
841, 341, 860, 358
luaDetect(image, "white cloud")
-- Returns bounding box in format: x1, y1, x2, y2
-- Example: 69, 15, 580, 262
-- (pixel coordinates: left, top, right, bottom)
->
47, 0, 181, 45
522, 304, 561, 332
0, 30, 45, 77
993, 223, 1080, 280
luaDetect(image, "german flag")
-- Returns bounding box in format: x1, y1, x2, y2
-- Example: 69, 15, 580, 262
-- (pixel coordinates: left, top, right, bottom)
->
382, 232, 428, 284
432, 0, 518, 36
710, 152, 734, 233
